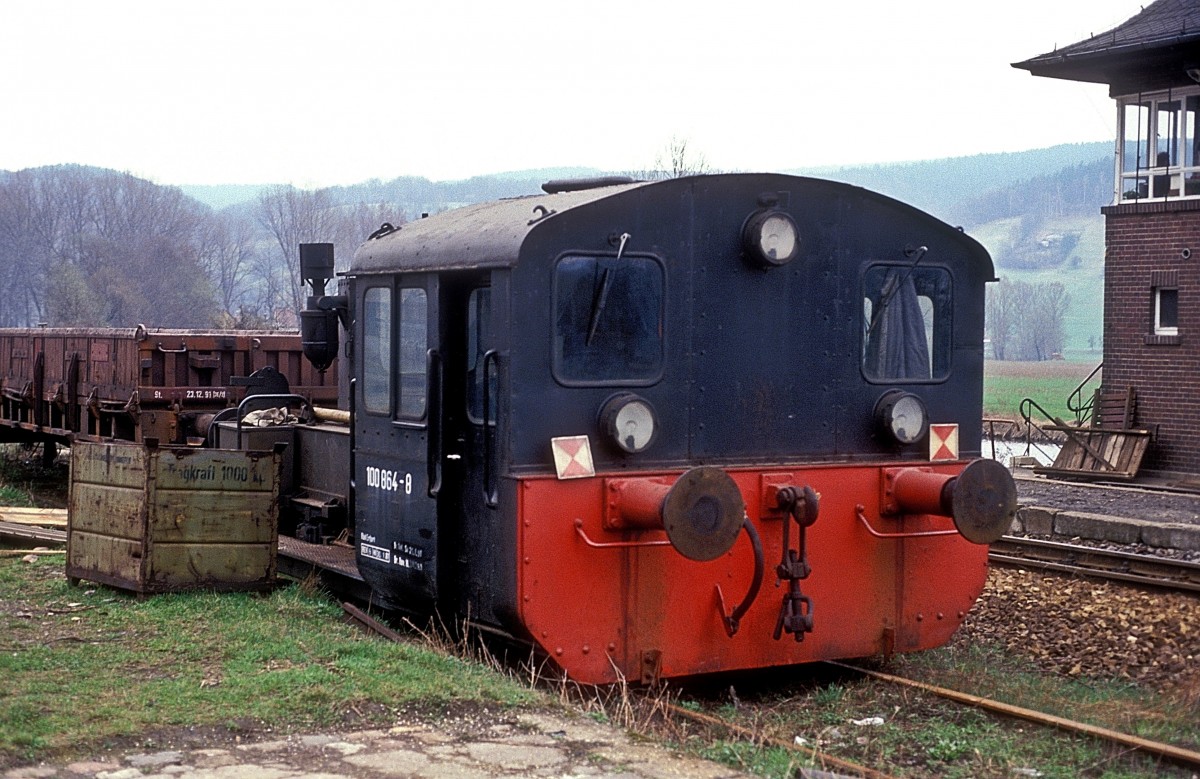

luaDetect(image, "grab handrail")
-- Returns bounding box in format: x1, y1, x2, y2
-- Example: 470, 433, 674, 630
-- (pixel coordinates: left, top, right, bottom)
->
1017, 396, 1066, 464
1066, 362, 1103, 425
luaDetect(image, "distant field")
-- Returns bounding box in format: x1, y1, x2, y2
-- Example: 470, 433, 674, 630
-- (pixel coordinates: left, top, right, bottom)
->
983, 359, 1101, 422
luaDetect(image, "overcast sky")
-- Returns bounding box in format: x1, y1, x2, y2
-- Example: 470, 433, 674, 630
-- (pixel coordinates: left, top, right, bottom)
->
1, 0, 1141, 187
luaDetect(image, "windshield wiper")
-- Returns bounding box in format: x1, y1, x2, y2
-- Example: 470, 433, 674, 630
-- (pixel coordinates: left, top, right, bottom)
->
585, 233, 631, 346
586, 267, 613, 346
865, 245, 927, 341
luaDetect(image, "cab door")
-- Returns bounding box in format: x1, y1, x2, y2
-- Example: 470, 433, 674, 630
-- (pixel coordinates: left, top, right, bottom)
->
436, 281, 500, 620
353, 274, 441, 609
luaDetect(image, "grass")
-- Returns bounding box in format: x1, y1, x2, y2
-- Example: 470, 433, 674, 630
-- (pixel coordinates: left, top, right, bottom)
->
0, 557, 540, 766
0, 444, 68, 508
0, 485, 32, 506
983, 358, 1101, 422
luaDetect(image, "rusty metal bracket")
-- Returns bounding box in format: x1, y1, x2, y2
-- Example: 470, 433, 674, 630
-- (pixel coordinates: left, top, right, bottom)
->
759, 473, 795, 517
854, 504, 959, 539
639, 649, 662, 685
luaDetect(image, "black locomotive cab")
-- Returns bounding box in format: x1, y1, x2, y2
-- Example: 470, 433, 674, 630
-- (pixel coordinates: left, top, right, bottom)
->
328, 173, 1009, 680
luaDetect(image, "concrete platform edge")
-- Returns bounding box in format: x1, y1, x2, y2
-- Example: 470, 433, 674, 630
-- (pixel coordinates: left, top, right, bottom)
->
1011, 506, 1200, 551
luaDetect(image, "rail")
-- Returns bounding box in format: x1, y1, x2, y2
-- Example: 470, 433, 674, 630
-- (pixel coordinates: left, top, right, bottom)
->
831, 662, 1200, 771
662, 701, 895, 779
989, 535, 1200, 593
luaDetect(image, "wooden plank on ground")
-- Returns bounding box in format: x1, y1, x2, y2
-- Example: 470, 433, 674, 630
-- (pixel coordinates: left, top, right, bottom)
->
0, 507, 68, 526
0, 520, 67, 544
1035, 429, 1150, 482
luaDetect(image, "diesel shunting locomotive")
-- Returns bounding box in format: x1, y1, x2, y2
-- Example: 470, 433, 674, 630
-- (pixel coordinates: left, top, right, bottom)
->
15, 172, 1016, 684
278, 172, 1017, 683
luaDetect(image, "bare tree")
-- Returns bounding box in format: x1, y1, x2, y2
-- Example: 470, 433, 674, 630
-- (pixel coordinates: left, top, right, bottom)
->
628, 136, 714, 181
256, 186, 344, 323
985, 278, 1020, 360
0, 166, 219, 327
656, 136, 710, 179
256, 186, 405, 325
196, 212, 258, 324
0, 172, 52, 325
988, 277, 1070, 360
1020, 281, 1070, 360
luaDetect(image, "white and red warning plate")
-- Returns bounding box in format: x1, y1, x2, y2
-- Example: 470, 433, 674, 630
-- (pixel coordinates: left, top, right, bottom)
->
929, 423, 959, 461
551, 435, 596, 479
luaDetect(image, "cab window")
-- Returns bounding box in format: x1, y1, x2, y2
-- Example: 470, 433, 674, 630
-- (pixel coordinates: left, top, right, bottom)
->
397, 287, 428, 419
862, 265, 951, 382
552, 254, 664, 385
362, 287, 392, 414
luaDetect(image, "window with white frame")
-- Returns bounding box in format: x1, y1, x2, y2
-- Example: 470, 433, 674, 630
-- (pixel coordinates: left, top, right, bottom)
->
1154, 286, 1179, 336
1118, 88, 1200, 201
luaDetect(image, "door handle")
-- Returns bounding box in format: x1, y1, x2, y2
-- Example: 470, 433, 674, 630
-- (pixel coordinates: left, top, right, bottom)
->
482, 349, 499, 508
427, 349, 443, 497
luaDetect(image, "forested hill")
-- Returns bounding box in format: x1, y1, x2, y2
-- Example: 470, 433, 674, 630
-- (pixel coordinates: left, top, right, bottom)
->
182, 142, 1113, 238
181, 143, 1113, 226
796, 142, 1112, 356
796, 141, 1111, 227
182, 167, 603, 213
3, 145, 1113, 352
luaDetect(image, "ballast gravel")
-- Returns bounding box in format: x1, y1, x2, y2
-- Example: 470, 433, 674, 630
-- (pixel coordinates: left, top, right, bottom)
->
955, 566, 1200, 695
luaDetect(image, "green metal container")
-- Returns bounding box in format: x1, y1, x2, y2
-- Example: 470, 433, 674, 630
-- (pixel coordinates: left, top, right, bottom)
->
67, 440, 280, 593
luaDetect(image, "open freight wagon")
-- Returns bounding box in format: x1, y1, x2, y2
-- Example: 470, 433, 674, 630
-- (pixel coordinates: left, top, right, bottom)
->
0, 327, 338, 451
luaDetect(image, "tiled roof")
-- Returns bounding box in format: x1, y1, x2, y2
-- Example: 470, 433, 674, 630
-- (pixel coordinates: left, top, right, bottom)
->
1013, 0, 1200, 85
1052, 0, 1198, 56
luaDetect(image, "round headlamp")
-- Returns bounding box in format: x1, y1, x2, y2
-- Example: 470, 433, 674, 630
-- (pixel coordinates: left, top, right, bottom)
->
874, 390, 929, 446
599, 393, 658, 454
743, 210, 800, 267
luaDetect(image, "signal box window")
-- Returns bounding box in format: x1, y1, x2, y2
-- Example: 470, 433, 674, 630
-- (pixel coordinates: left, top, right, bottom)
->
553, 255, 664, 385
1118, 89, 1200, 201
1154, 287, 1179, 336
862, 265, 952, 382
398, 288, 428, 419
362, 287, 392, 414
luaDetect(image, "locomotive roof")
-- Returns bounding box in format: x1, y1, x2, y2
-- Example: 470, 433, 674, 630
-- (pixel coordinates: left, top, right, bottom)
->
350, 173, 988, 275
351, 180, 652, 274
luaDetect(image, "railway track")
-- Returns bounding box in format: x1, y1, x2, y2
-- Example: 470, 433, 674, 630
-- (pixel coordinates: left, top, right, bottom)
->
660, 659, 1200, 778
825, 663, 1200, 773
6, 521, 1200, 595
989, 535, 1200, 593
